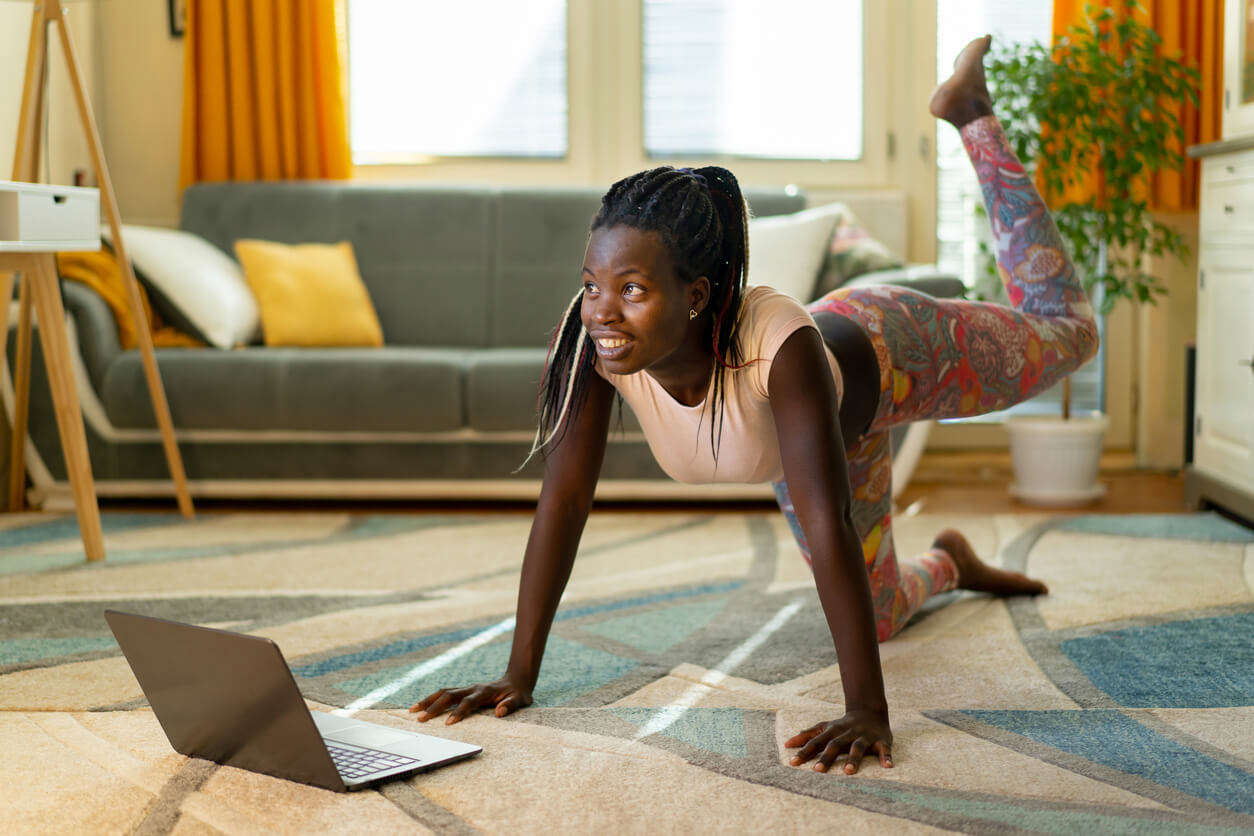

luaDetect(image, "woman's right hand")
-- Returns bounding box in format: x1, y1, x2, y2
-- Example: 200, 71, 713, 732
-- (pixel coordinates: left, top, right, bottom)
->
408, 675, 534, 725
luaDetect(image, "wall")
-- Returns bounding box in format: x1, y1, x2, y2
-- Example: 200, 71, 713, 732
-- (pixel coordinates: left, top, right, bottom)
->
94, 0, 186, 225
0, 2, 98, 186
1136, 211, 1200, 470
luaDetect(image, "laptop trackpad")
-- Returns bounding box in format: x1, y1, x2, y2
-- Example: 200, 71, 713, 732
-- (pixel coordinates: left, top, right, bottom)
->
329, 726, 417, 751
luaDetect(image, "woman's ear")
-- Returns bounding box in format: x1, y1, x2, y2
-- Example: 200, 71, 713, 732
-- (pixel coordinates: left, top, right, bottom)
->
691, 276, 712, 315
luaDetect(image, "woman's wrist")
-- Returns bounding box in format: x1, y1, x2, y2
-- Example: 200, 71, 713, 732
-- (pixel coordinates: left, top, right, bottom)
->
843, 682, 889, 717
503, 663, 539, 689
844, 701, 890, 719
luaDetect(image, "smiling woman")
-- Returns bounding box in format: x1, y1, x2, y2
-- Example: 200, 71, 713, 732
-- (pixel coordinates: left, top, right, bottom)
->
523, 165, 754, 472
409, 35, 1096, 780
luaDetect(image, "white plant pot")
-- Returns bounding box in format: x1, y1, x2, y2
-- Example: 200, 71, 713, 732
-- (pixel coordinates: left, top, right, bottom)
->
1005, 412, 1108, 506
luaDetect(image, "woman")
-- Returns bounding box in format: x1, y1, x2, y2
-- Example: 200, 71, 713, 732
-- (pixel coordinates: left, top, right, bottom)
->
410, 35, 1098, 776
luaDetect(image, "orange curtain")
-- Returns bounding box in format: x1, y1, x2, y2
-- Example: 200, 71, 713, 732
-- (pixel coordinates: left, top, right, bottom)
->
177, 0, 351, 202
1049, 0, 1224, 211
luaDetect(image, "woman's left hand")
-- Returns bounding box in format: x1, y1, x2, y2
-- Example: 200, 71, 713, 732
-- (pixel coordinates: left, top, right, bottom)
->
785, 709, 893, 774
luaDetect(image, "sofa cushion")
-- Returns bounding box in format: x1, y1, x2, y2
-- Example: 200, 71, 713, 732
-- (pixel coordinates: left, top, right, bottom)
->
101, 347, 466, 432
490, 191, 602, 348
845, 265, 968, 299
234, 239, 384, 347
813, 209, 905, 297
466, 348, 643, 433
180, 182, 495, 347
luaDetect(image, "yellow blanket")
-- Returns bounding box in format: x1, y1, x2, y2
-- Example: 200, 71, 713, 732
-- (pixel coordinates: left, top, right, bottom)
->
55, 249, 203, 349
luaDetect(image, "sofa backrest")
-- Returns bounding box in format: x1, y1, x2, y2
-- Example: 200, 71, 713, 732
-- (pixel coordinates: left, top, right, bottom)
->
180, 182, 805, 347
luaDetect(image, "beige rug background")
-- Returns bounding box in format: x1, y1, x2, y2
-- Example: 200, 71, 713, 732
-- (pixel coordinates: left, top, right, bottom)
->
1, 508, 1252, 833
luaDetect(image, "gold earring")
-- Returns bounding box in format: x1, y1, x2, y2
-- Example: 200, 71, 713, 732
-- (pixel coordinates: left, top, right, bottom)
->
689, 309, 697, 320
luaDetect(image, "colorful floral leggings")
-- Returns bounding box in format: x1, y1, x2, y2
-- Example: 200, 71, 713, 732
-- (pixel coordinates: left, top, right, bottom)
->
771, 115, 1100, 642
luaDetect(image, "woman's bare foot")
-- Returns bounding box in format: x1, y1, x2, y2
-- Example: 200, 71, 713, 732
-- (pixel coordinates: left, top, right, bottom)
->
932, 527, 1049, 596
929, 34, 995, 129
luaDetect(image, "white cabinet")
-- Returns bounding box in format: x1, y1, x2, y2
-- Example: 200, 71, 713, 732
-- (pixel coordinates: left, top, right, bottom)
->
1187, 147, 1254, 519
1193, 256, 1254, 487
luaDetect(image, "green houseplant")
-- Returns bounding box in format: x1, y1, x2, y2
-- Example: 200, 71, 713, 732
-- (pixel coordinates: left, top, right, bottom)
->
974, 0, 1200, 504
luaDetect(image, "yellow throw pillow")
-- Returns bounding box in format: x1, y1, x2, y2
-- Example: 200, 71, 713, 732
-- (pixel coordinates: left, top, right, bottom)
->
233, 239, 384, 347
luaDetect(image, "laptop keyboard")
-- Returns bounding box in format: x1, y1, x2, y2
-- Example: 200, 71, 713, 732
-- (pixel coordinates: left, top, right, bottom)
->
325, 740, 420, 780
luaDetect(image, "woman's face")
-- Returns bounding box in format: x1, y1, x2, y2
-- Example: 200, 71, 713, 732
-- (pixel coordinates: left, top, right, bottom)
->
580, 225, 707, 375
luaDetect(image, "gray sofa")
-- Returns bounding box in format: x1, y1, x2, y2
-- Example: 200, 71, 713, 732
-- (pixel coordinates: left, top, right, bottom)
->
6, 182, 962, 507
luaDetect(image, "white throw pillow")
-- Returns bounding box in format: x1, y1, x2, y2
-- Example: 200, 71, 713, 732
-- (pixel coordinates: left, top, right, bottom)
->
101, 224, 261, 349
746, 201, 849, 303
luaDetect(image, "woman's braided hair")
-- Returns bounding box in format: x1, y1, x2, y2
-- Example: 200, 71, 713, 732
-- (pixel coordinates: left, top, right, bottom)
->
514, 165, 753, 474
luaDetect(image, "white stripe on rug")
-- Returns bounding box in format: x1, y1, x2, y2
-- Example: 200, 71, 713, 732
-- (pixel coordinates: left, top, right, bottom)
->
633, 597, 805, 741
334, 616, 517, 716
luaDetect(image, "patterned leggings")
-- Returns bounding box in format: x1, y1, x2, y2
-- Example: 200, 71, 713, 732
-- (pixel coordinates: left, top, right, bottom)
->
772, 114, 1099, 642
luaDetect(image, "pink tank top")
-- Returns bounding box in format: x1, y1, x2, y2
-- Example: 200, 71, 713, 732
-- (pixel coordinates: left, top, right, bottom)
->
593, 285, 844, 484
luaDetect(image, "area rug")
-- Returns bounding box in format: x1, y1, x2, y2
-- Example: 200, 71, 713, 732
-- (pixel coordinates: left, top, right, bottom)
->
1, 508, 1252, 833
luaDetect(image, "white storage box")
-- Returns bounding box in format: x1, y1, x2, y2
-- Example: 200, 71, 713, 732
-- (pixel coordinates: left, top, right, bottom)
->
0, 180, 100, 251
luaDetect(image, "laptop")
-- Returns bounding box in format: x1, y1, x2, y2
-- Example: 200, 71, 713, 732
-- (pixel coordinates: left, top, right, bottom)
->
104, 610, 482, 792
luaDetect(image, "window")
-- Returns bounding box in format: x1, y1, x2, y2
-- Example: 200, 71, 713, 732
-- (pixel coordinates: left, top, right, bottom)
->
347, 0, 568, 162
642, 0, 862, 160
936, 0, 1105, 419
347, 1, 889, 188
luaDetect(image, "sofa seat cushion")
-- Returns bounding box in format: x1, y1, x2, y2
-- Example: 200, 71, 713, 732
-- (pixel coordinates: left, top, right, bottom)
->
843, 265, 967, 299
101, 347, 466, 432
466, 348, 642, 433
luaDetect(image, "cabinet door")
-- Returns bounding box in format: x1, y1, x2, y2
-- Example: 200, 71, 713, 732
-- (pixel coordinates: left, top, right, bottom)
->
1194, 253, 1254, 491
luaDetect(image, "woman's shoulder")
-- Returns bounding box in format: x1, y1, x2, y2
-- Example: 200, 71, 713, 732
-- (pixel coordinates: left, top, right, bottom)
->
739, 285, 817, 345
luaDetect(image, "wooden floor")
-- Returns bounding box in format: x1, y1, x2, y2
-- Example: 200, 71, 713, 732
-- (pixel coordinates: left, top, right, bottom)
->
894, 450, 1188, 515
100, 450, 1190, 517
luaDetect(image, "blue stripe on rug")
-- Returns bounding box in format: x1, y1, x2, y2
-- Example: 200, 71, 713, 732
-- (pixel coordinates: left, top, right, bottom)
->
850, 781, 1242, 835
0, 513, 181, 550
1061, 613, 1254, 708
0, 636, 118, 666
610, 707, 748, 758
336, 635, 637, 708
0, 514, 481, 577
292, 580, 742, 678
1056, 513, 1254, 543
961, 709, 1254, 815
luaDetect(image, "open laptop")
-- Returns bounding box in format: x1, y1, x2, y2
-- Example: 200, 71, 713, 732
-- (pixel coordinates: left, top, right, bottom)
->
104, 610, 482, 792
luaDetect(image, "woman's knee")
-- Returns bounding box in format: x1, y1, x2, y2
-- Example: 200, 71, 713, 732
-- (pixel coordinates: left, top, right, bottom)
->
1062, 312, 1100, 370
1081, 316, 1100, 365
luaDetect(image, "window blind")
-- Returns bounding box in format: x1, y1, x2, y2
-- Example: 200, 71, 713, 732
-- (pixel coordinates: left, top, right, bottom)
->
643, 0, 863, 160
348, 0, 568, 161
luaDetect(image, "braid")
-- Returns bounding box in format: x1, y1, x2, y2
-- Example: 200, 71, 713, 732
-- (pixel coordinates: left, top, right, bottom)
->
519, 164, 754, 475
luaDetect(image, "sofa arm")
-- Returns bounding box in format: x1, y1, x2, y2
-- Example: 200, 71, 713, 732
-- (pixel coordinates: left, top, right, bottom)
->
842, 264, 967, 299
60, 280, 120, 392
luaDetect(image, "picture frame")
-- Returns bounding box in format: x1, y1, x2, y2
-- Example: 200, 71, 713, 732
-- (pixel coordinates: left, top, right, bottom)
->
168, 0, 187, 38
1243, 0, 1254, 105
1223, 0, 1254, 138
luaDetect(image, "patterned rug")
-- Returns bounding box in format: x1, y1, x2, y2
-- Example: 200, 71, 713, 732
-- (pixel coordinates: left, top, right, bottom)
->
1, 508, 1252, 833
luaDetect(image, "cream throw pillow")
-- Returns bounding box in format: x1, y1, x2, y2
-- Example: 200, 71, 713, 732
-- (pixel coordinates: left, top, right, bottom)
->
233, 239, 384, 347
746, 201, 848, 304
101, 224, 261, 348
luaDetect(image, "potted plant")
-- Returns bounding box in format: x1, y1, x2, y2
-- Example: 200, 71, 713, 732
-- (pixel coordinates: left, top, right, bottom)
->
973, 0, 1200, 505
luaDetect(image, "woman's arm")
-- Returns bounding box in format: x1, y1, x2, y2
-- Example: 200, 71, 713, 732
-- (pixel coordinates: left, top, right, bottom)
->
767, 325, 893, 774
412, 368, 616, 724
505, 370, 616, 688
